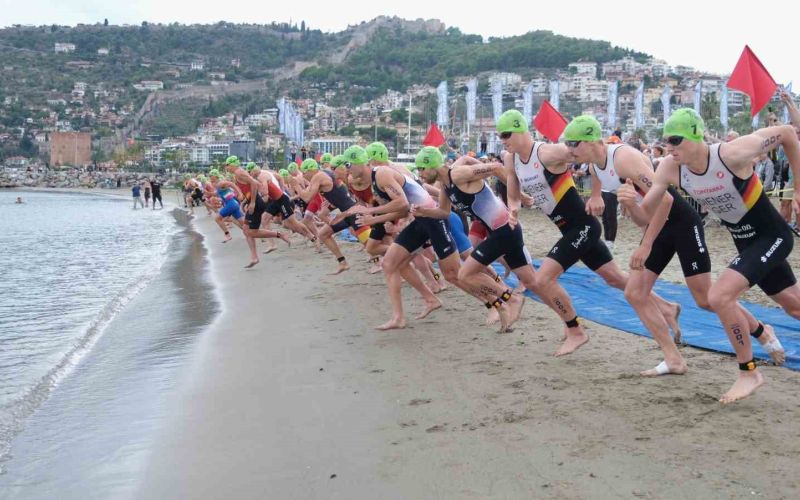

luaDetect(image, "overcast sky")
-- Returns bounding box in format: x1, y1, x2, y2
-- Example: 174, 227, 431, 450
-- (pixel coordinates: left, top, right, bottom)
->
2, 0, 796, 87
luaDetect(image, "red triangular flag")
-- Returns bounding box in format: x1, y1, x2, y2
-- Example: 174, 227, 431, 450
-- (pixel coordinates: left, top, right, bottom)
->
533, 100, 568, 143
295, 155, 302, 166
727, 45, 777, 117
422, 122, 446, 147
315, 152, 321, 162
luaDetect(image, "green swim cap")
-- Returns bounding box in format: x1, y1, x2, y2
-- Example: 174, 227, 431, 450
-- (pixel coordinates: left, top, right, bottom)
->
208, 168, 221, 177
278, 169, 290, 178
319, 152, 333, 164
198, 175, 207, 182
288, 164, 298, 173
331, 155, 347, 168
344, 145, 369, 166
496, 109, 528, 133
415, 146, 444, 169
366, 142, 389, 162
664, 108, 705, 143
301, 158, 319, 172
563, 115, 603, 142
245, 161, 257, 172
183, 173, 191, 179
225, 155, 240, 167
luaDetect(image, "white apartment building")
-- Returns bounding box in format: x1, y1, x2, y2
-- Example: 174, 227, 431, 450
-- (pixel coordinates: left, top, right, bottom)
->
568, 62, 597, 76
54, 43, 76, 53
310, 137, 357, 156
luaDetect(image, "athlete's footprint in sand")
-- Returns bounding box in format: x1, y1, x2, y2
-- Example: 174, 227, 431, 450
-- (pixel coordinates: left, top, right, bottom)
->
409, 398, 432, 406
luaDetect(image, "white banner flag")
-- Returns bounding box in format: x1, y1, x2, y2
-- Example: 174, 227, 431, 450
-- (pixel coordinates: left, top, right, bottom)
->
783, 82, 793, 124
693, 81, 702, 114
278, 98, 287, 134
720, 86, 729, 130
634, 81, 644, 130
606, 81, 618, 130
549, 80, 560, 111
523, 82, 534, 124
466, 78, 477, 124
436, 80, 449, 127
491, 79, 503, 123
660, 84, 671, 124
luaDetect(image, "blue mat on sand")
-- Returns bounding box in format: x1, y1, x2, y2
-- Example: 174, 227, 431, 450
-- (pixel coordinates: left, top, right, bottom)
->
337, 232, 800, 370
496, 260, 800, 371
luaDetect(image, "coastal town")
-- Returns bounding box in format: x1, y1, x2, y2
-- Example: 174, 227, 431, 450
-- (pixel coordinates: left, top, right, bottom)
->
1, 31, 795, 180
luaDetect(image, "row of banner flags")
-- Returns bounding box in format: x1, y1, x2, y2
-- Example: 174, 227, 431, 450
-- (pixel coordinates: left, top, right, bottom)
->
279, 45, 789, 150
277, 97, 304, 145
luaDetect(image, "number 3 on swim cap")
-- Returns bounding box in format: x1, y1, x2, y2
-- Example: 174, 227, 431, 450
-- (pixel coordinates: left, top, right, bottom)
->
513, 120, 520, 128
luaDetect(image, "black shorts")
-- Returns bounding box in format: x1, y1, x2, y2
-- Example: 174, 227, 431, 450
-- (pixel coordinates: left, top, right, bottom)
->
645, 216, 711, 278
266, 194, 294, 219
191, 189, 203, 201
245, 194, 268, 230
330, 214, 363, 234
728, 223, 796, 296
394, 216, 456, 260
546, 217, 611, 271
471, 223, 532, 270
369, 222, 387, 241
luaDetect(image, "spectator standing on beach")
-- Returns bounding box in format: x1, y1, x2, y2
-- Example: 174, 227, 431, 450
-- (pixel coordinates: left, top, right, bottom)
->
143, 179, 152, 207
150, 178, 163, 210
479, 132, 487, 155
755, 153, 775, 191
132, 183, 144, 209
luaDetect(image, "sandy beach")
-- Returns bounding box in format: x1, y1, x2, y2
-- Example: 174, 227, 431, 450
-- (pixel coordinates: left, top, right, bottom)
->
137, 208, 800, 499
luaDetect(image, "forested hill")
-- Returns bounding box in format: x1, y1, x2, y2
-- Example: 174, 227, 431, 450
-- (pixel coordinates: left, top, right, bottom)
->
0, 19, 648, 99
300, 27, 648, 96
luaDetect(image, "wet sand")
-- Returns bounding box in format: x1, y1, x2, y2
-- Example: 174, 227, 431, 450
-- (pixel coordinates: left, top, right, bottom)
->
137, 209, 800, 499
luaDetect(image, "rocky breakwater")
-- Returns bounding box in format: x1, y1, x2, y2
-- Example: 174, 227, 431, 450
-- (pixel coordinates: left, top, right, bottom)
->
0, 170, 183, 189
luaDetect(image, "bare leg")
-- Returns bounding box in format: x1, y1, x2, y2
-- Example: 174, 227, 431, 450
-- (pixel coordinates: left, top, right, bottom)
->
214, 215, 232, 242
625, 269, 687, 376
531, 259, 590, 356
686, 273, 785, 364
594, 260, 681, 338
377, 244, 413, 330
708, 270, 764, 404
318, 225, 349, 274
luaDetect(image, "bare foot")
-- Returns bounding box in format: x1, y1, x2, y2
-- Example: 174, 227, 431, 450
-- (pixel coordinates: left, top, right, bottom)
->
330, 261, 350, 275
416, 298, 443, 320
640, 360, 688, 377
278, 233, 292, 247
244, 260, 259, 269
222, 233, 232, 243
755, 324, 785, 365
376, 317, 407, 330
368, 258, 382, 274
496, 305, 513, 333
262, 242, 277, 254
665, 302, 682, 344
555, 328, 589, 357
720, 370, 764, 404
506, 294, 525, 325
485, 307, 500, 326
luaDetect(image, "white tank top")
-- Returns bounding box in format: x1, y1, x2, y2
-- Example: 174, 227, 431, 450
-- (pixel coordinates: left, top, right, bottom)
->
514, 142, 557, 215
593, 144, 643, 202
678, 143, 763, 225
594, 144, 624, 193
